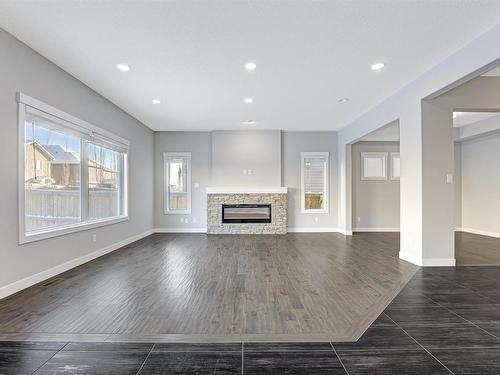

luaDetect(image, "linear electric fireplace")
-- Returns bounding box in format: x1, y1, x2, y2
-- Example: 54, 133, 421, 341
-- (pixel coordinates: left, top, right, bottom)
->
222, 204, 272, 223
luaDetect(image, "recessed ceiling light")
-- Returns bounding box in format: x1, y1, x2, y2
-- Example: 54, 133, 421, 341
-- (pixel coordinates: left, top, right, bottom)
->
338, 97, 350, 103
371, 62, 385, 71
116, 63, 130, 72
245, 61, 257, 71
241, 120, 256, 125
243, 98, 254, 104
152, 99, 161, 104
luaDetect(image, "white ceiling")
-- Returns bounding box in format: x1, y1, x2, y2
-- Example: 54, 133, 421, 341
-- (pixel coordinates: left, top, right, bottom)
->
1, 1, 500, 132
453, 112, 500, 127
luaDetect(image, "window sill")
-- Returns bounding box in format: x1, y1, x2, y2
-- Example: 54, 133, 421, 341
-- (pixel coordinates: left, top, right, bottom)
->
19, 215, 129, 245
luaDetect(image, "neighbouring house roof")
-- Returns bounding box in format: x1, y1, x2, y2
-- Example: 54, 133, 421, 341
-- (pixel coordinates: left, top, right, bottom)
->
25, 140, 55, 161
41, 144, 80, 164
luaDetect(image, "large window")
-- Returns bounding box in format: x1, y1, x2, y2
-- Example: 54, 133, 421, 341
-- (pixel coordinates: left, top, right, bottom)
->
301, 152, 329, 213
19, 93, 129, 243
164, 152, 191, 214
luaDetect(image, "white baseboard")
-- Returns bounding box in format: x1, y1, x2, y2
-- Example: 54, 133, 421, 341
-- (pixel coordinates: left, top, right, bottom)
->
422, 258, 456, 267
399, 251, 456, 267
0, 229, 154, 300
455, 227, 500, 239
353, 228, 400, 232
287, 227, 342, 233
154, 227, 207, 233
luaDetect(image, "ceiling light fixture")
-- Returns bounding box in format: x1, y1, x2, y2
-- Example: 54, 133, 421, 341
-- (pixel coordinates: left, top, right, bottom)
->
241, 120, 256, 125
338, 97, 350, 103
245, 61, 257, 71
152, 99, 161, 104
244, 98, 254, 104
116, 63, 130, 72
371, 62, 385, 71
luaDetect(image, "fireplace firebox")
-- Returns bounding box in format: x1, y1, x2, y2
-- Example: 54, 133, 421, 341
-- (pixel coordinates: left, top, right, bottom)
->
222, 204, 272, 223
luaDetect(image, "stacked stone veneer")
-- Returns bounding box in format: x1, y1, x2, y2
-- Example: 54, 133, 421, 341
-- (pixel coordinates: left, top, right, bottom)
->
207, 193, 287, 234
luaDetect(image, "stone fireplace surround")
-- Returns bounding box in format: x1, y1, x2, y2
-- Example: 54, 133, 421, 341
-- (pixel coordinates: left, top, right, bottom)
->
207, 187, 287, 234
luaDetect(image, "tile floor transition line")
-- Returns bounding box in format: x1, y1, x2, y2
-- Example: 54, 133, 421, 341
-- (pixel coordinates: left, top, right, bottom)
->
135, 343, 155, 375
384, 313, 456, 375
31, 341, 69, 375
426, 295, 500, 343
330, 342, 350, 375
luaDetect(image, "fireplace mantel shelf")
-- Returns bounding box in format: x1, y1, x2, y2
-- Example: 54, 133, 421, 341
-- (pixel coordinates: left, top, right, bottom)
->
206, 187, 288, 194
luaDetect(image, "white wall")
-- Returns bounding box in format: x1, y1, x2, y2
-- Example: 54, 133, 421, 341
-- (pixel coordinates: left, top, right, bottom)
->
282, 131, 338, 230
337, 23, 500, 266
153, 130, 339, 231
211, 130, 281, 187
457, 132, 500, 236
0, 30, 154, 293
351, 142, 400, 231
154, 132, 210, 231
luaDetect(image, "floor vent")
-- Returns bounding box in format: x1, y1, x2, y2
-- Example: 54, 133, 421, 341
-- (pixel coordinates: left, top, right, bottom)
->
39, 278, 63, 288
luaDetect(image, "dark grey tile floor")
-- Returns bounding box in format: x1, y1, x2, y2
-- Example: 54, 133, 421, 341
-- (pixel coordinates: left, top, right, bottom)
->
2, 266, 500, 374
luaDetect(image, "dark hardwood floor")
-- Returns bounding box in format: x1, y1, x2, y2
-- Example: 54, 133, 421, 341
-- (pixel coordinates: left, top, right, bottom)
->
2, 266, 500, 374
0, 233, 417, 342
456, 231, 500, 265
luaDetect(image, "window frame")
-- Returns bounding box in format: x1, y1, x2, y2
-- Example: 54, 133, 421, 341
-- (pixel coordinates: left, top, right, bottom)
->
361, 151, 388, 181
300, 151, 329, 214
390, 152, 400, 180
18, 93, 130, 244
163, 152, 192, 215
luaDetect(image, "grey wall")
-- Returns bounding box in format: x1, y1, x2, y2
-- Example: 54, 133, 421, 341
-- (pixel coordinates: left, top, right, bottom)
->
351, 142, 400, 230
457, 132, 500, 234
0, 30, 154, 290
282, 132, 338, 229
211, 130, 281, 187
154, 132, 211, 229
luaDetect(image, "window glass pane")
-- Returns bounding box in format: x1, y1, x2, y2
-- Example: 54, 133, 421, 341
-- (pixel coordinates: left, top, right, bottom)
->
24, 119, 81, 233
87, 143, 122, 220
168, 157, 188, 211
304, 156, 326, 210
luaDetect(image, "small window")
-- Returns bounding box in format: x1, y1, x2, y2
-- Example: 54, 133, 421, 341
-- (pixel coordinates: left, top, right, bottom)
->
164, 152, 191, 214
361, 152, 388, 180
301, 152, 329, 213
390, 152, 400, 180
19, 93, 129, 243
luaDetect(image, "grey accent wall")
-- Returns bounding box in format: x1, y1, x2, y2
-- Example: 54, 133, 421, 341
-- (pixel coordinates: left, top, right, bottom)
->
458, 132, 500, 234
282, 131, 338, 229
0, 30, 154, 289
351, 142, 400, 230
154, 132, 211, 229
211, 130, 281, 187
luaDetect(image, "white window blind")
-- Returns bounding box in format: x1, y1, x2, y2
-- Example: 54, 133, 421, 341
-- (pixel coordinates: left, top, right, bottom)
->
301, 152, 329, 213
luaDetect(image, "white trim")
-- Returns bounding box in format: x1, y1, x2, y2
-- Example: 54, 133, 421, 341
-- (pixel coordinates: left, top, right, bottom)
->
21, 216, 129, 244
390, 152, 400, 180
353, 227, 400, 232
164, 152, 192, 215
455, 227, 500, 239
17, 92, 129, 148
287, 227, 341, 233
399, 251, 456, 267
399, 251, 423, 266
300, 152, 329, 214
154, 227, 207, 233
361, 152, 388, 180
206, 187, 288, 194
422, 258, 456, 267
0, 229, 153, 300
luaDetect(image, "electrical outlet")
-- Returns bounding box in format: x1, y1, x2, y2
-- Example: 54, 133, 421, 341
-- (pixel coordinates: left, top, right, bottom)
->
180, 218, 184, 223
194, 182, 200, 188
243, 169, 247, 175
446, 173, 453, 184
357, 217, 361, 223
314, 217, 319, 223
192, 217, 197, 223
92, 234, 97, 242
248, 169, 253, 175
